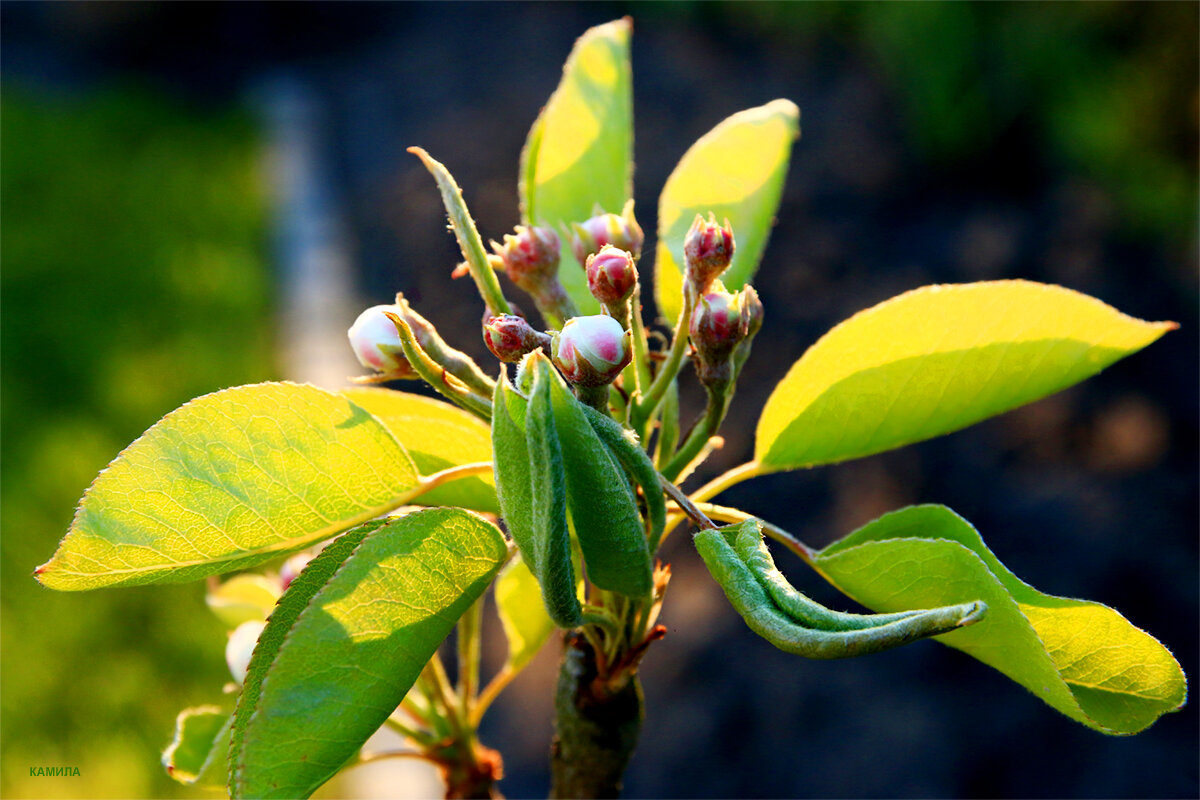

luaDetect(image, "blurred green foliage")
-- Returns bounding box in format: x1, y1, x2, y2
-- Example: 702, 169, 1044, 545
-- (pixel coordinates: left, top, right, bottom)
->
1, 85, 274, 797
728, 2, 1198, 242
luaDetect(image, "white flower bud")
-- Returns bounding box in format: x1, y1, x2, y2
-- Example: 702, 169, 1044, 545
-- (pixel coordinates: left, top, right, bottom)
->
226, 620, 266, 685
553, 315, 632, 387
347, 305, 407, 372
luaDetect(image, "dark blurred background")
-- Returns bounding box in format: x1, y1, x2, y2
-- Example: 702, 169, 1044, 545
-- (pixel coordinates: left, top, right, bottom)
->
2, 3, 1196, 798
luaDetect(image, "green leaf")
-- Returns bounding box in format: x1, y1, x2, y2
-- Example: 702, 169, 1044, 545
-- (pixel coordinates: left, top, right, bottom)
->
695, 519, 984, 659
525, 357, 584, 627
494, 552, 555, 671
230, 509, 507, 798
653, 99, 800, 325
36, 382, 419, 590
811, 505, 1187, 735
341, 387, 497, 513
492, 374, 537, 567
520, 18, 633, 315
548, 369, 652, 597
205, 573, 281, 627
162, 706, 231, 788
579, 402, 667, 551
757, 281, 1176, 471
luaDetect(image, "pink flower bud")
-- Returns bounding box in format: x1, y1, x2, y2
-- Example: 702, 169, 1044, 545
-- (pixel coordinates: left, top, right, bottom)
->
491, 226, 561, 294
690, 287, 749, 386
348, 304, 408, 372
570, 201, 644, 264
552, 315, 632, 387
483, 314, 552, 362
683, 213, 735, 291
279, 552, 314, 590
586, 245, 638, 307
226, 620, 266, 685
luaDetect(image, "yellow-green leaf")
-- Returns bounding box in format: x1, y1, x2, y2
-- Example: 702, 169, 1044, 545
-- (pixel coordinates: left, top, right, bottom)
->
231, 509, 507, 798
341, 387, 497, 512
494, 552, 555, 671
520, 18, 632, 314
162, 706, 231, 788
205, 573, 281, 627
812, 505, 1187, 735
757, 281, 1175, 471
36, 382, 419, 590
653, 99, 799, 325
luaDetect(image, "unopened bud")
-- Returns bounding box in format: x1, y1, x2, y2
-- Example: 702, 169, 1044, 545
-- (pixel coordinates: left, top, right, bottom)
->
570, 200, 644, 264
586, 245, 638, 308
279, 552, 314, 590
690, 286, 748, 386
226, 620, 266, 685
491, 226, 561, 295
684, 213, 735, 292
731, 285, 763, 379
348, 304, 410, 373
484, 314, 553, 362
552, 315, 632, 387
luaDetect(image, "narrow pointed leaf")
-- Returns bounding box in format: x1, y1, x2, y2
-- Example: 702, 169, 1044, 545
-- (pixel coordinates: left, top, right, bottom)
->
230, 509, 508, 798
525, 357, 584, 627
342, 387, 497, 512
162, 706, 231, 788
495, 552, 555, 671
653, 99, 800, 325
548, 370, 652, 596
520, 18, 632, 314
696, 519, 983, 659
579, 402, 667, 551
757, 281, 1176, 471
492, 374, 537, 568
812, 504, 1187, 734
36, 382, 419, 590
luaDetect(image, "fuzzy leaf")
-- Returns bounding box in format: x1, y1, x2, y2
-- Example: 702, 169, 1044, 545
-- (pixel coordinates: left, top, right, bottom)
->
37, 382, 419, 590
520, 18, 633, 315
653, 99, 799, 325
757, 281, 1176, 471
230, 510, 507, 798
812, 505, 1187, 735
548, 369, 652, 596
162, 706, 230, 788
341, 387, 497, 512
495, 552, 555, 671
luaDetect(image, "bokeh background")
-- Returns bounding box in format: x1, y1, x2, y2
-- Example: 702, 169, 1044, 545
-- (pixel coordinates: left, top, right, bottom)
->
2, 3, 1196, 798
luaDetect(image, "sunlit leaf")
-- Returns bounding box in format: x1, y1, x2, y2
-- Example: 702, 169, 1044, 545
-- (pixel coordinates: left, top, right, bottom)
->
653, 99, 799, 325
37, 383, 419, 590
495, 552, 555, 671
520, 18, 632, 314
341, 387, 497, 512
162, 706, 231, 788
205, 573, 281, 627
811, 504, 1187, 735
757, 281, 1175, 471
230, 509, 507, 798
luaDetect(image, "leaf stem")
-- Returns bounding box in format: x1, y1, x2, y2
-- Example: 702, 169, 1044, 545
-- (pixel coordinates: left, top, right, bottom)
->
384, 716, 438, 747
470, 664, 516, 727
457, 596, 484, 723
685, 501, 818, 566
633, 293, 695, 429
628, 288, 653, 396
418, 462, 494, 493
661, 386, 731, 482
689, 460, 762, 504
408, 147, 513, 317
658, 474, 717, 531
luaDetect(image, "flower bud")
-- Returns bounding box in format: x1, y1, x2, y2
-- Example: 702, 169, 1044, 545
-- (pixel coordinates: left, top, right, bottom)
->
683, 213, 735, 292
491, 225, 561, 295
552, 315, 632, 387
570, 200, 644, 264
690, 286, 748, 386
483, 314, 553, 362
348, 304, 410, 373
731, 285, 763, 379
226, 620, 266, 685
586, 245, 638, 308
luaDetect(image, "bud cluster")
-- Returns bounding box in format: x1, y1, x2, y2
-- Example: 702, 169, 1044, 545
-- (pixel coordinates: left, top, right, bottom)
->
490, 225, 562, 295
570, 200, 644, 265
